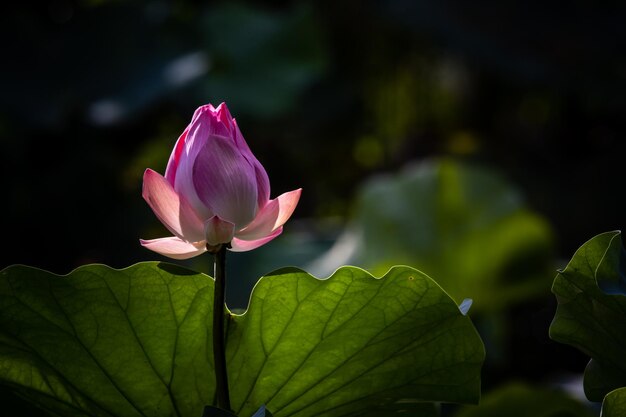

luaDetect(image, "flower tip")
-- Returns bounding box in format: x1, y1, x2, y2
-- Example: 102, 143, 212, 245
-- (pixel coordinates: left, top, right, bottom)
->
214, 102, 233, 126
143, 168, 162, 184
286, 188, 303, 211
192, 103, 217, 121
141, 170, 152, 198
141, 168, 161, 199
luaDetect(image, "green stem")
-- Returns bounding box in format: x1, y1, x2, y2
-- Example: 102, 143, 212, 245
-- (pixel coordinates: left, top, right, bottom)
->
212, 245, 231, 411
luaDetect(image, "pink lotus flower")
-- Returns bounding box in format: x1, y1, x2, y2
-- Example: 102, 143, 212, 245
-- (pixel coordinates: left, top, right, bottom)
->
140, 103, 301, 259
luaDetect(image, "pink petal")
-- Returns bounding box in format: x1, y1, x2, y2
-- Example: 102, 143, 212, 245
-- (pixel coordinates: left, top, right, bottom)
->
236, 189, 302, 240
192, 136, 258, 229
214, 103, 234, 133
253, 163, 271, 208
232, 118, 253, 154
233, 119, 270, 208
142, 169, 205, 242
230, 227, 283, 252
193, 104, 229, 136
164, 127, 189, 185
172, 105, 231, 218
164, 104, 218, 185
205, 216, 235, 246
140, 237, 206, 259
194, 104, 217, 120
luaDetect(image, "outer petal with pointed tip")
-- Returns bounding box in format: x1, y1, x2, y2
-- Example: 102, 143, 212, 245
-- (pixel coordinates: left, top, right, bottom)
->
230, 227, 283, 252
142, 169, 205, 242
140, 237, 206, 259
236, 189, 302, 240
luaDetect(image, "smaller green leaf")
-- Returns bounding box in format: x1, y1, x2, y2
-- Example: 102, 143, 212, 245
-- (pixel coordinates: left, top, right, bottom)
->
202, 405, 238, 417
549, 230, 626, 402
602, 387, 626, 417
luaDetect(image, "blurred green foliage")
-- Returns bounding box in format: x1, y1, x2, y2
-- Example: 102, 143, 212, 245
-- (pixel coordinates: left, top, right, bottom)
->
454, 383, 596, 417
312, 158, 554, 313
199, 3, 326, 118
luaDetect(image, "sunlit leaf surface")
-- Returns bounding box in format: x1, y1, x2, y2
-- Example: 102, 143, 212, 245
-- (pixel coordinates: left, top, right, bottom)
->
0, 263, 484, 417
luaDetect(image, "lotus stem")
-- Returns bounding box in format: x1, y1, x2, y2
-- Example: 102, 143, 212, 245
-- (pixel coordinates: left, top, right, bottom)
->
212, 245, 231, 411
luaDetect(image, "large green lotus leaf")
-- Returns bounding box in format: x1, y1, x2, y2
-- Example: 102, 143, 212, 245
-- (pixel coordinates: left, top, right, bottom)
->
0, 262, 215, 417
453, 383, 595, 417
313, 158, 554, 312
227, 266, 484, 416
0, 263, 484, 417
549, 231, 626, 407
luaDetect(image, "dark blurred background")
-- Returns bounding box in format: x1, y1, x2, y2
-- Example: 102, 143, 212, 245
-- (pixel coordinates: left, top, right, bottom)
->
1, 1, 625, 415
